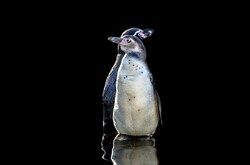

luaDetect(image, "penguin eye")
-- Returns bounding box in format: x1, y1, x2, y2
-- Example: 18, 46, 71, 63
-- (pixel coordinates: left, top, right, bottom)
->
126, 38, 132, 43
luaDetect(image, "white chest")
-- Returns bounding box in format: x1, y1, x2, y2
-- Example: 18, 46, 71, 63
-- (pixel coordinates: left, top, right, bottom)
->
113, 55, 159, 136
117, 56, 153, 98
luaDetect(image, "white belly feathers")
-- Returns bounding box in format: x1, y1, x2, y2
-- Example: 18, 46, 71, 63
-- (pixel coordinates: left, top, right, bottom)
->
113, 54, 159, 136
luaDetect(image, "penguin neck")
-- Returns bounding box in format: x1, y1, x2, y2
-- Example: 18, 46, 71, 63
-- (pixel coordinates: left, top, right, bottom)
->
121, 44, 146, 61
125, 51, 146, 61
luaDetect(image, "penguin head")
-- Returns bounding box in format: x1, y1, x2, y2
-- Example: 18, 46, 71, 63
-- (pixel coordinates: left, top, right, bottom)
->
116, 27, 154, 54
121, 27, 154, 40
108, 35, 146, 59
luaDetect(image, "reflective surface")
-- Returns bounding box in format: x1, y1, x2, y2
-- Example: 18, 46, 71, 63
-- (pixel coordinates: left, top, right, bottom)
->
102, 133, 159, 165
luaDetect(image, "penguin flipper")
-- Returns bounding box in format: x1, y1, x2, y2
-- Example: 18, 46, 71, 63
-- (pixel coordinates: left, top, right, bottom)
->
155, 89, 163, 125
150, 74, 163, 125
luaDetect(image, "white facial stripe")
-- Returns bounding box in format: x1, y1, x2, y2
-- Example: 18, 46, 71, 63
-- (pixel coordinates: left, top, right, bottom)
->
133, 29, 142, 36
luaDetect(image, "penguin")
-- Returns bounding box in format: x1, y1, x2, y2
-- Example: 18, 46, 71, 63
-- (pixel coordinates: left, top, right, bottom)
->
102, 28, 154, 135
107, 35, 162, 136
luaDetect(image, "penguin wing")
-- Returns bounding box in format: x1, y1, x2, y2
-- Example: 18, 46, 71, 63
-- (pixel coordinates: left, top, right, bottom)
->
150, 74, 163, 125
155, 88, 163, 125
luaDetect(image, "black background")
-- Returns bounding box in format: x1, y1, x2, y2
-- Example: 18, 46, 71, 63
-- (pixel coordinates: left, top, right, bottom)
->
11, 2, 241, 164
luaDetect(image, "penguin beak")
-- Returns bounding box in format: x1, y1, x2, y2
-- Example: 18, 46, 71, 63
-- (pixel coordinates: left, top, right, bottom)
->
108, 37, 124, 45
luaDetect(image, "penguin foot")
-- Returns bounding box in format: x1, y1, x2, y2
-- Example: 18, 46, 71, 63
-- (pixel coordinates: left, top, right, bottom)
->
115, 134, 154, 141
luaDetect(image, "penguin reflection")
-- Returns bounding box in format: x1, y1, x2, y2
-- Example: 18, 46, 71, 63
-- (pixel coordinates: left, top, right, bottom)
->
101, 131, 117, 161
111, 135, 159, 165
